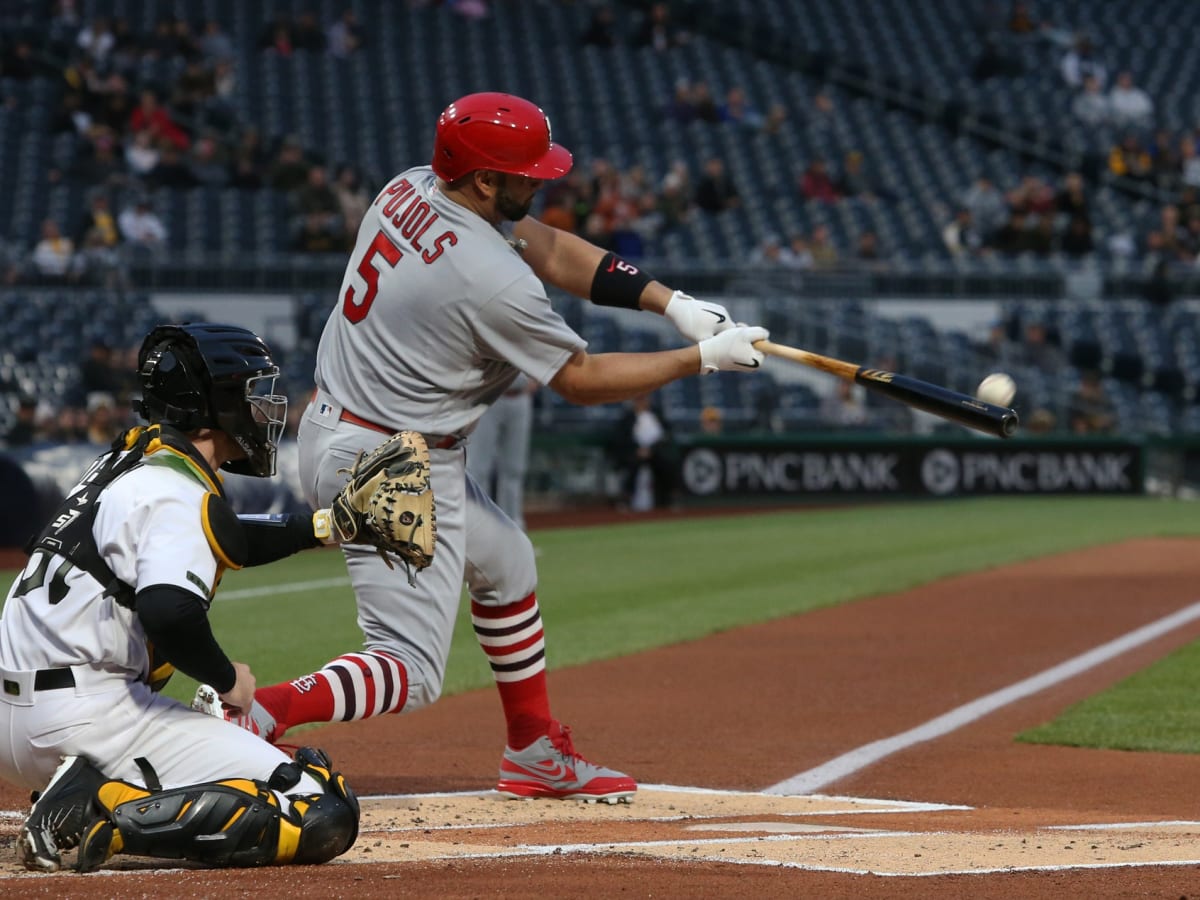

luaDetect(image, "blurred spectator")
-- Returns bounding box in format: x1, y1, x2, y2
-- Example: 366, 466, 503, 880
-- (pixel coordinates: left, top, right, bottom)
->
85, 394, 118, 445
293, 165, 341, 226
1072, 74, 1110, 126
80, 339, 123, 396
962, 176, 1008, 239
189, 134, 230, 186
1015, 321, 1065, 374
820, 380, 869, 427
447, 0, 491, 20
124, 128, 161, 178
171, 58, 216, 121
73, 227, 125, 288
4, 396, 40, 448
991, 209, 1032, 254
699, 406, 723, 435
229, 127, 268, 190
540, 193, 578, 232
1026, 214, 1056, 256
1025, 408, 1058, 435
761, 104, 788, 135
694, 157, 740, 213
129, 89, 189, 151
611, 393, 677, 512
293, 212, 342, 253
333, 164, 371, 239
1109, 71, 1153, 129
77, 16, 116, 65
293, 13, 327, 52
1008, 1, 1036, 34
942, 208, 983, 257
580, 5, 618, 47
1156, 204, 1193, 262
836, 151, 889, 200
30, 219, 75, 284
1067, 370, 1116, 434
855, 230, 882, 263
200, 19, 234, 60
808, 225, 838, 269
750, 234, 793, 266
689, 81, 720, 124
1181, 138, 1200, 189
267, 136, 310, 192
259, 13, 295, 55
1060, 34, 1106, 89
1, 39, 39, 81
75, 193, 120, 250
1108, 134, 1153, 180
800, 159, 840, 203
972, 34, 1023, 80
719, 87, 764, 130
1056, 172, 1089, 220
118, 198, 167, 249
783, 233, 815, 270
147, 143, 198, 189
635, 2, 686, 52
665, 79, 696, 124
70, 126, 127, 187
328, 9, 366, 57
656, 166, 693, 232
1060, 215, 1095, 257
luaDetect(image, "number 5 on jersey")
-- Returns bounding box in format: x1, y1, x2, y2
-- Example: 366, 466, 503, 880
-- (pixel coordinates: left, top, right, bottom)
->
343, 231, 403, 324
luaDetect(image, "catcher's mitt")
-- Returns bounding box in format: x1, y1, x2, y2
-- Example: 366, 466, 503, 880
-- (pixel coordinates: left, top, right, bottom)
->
329, 430, 437, 585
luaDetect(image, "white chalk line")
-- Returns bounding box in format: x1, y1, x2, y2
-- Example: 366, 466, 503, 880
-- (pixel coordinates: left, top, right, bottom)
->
765, 599, 1200, 796
216, 576, 350, 601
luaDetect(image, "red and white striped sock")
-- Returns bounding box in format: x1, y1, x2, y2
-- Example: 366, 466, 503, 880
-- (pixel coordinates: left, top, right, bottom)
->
256, 650, 409, 734
472, 592, 552, 750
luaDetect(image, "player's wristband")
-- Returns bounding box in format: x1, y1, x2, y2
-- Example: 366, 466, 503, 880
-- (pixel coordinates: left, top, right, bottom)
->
590, 251, 652, 310
313, 509, 337, 545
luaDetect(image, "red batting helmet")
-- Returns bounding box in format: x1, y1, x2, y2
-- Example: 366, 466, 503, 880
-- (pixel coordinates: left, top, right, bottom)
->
432, 92, 573, 182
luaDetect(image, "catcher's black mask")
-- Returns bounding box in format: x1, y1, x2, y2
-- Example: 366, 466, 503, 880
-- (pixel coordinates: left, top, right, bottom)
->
134, 323, 287, 478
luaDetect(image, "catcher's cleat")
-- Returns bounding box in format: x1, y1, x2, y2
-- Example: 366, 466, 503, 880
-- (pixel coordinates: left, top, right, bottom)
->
19, 756, 107, 871
496, 721, 636, 804
192, 684, 281, 744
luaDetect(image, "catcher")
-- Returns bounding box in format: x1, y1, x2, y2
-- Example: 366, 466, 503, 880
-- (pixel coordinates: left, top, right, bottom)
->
0, 323, 362, 872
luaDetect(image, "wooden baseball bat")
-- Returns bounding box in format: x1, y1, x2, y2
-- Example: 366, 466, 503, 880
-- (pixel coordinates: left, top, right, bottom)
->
754, 340, 1019, 439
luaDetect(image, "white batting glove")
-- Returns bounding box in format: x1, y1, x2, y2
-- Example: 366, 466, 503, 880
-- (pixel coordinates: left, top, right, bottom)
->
698, 325, 769, 374
663, 290, 735, 342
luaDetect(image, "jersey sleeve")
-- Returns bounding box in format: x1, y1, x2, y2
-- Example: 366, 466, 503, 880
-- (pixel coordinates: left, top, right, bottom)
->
130, 493, 220, 601
474, 272, 587, 384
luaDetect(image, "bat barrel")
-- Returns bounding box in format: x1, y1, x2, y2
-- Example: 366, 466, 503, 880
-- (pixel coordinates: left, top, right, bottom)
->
855, 369, 1019, 438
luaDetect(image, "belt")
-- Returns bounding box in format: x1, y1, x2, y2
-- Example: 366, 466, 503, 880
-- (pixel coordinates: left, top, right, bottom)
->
338, 407, 460, 450
34, 668, 75, 691
2, 667, 75, 698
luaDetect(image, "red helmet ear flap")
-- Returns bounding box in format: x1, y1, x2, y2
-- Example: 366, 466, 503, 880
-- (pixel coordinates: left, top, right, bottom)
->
432, 92, 573, 182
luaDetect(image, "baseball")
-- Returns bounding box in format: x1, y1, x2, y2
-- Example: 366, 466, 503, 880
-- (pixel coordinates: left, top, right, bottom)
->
976, 372, 1016, 407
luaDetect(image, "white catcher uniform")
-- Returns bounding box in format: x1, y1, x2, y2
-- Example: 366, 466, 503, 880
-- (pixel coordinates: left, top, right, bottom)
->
299, 165, 585, 710
0, 437, 320, 797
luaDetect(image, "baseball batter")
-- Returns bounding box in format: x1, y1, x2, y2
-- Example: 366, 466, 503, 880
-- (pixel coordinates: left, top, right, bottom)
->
206, 93, 768, 803
0, 324, 358, 872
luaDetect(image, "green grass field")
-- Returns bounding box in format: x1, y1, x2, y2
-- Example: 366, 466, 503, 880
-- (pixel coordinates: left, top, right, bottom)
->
3, 496, 1200, 750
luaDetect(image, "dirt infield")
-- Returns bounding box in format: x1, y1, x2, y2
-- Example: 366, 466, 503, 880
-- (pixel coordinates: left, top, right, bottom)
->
2, 533, 1200, 897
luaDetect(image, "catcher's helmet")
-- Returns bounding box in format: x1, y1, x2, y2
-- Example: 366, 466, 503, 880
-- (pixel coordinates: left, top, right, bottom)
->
134, 323, 287, 478
431, 92, 573, 182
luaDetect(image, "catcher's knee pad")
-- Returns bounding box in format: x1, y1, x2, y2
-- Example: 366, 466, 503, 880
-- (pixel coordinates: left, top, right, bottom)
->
81, 749, 358, 870
284, 747, 360, 864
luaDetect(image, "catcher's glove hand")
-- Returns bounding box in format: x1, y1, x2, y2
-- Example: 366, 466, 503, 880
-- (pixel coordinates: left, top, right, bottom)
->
327, 430, 437, 586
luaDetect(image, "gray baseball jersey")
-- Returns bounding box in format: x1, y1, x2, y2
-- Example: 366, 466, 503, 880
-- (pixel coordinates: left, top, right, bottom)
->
299, 165, 585, 714
315, 165, 585, 435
